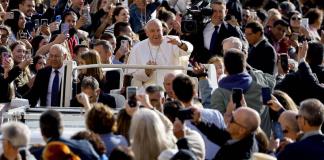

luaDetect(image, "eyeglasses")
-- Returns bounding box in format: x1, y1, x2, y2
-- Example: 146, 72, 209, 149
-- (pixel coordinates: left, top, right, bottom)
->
291, 17, 301, 21
230, 113, 248, 129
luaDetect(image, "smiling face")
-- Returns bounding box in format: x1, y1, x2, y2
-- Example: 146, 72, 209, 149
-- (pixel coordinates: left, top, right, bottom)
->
290, 13, 302, 28
19, 0, 35, 17
211, 3, 227, 25
145, 20, 163, 46
12, 44, 26, 64
115, 8, 130, 23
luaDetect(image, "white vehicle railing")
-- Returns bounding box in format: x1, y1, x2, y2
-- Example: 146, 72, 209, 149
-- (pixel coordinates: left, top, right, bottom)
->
62, 62, 218, 107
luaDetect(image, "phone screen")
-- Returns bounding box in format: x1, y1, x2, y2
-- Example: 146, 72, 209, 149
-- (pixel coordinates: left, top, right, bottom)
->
262, 87, 271, 105
56, 15, 61, 23
301, 18, 309, 28
272, 121, 284, 140
232, 88, 243, 108
280, 54, 289, 72
127, 86, 137, 107
41, 19, 48, 26
61, 23, 69, 35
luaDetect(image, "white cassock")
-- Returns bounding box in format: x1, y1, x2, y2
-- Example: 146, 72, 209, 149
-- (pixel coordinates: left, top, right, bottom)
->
126, 35, 193, 87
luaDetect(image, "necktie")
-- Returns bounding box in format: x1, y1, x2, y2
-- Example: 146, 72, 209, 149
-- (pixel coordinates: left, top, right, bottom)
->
51, 70, 59, 106
209, 25, 219, 54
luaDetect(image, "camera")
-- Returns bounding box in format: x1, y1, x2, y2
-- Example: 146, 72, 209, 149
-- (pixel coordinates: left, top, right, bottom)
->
181, 6, 212, 34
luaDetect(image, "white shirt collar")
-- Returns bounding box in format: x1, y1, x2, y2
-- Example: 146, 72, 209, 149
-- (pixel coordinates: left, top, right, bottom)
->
51, 65, 64, 74
300, 130, 323, 141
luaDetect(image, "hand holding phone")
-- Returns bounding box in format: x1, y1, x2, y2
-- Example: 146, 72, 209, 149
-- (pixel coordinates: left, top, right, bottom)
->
41, 19, 48, 26
177, 108, 193, 121
232, 88, 243, 108
127, 86, 138, 107
280, 54, 289, 73
272, 121, 284, 140
262, 87, 272, 105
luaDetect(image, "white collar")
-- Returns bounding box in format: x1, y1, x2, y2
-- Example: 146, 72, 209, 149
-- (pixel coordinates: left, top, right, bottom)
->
52, 65, 64, 74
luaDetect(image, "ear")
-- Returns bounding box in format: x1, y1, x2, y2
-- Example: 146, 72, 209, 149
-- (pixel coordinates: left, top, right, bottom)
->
96, 88, 101, 95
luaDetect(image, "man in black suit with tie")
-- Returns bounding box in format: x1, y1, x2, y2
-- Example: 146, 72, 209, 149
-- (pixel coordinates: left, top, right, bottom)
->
191, 0, 247, 63
245, 21, 277, 75
278, 99, 324, 160
28, 44, 67, 107
70, 76, 116, 109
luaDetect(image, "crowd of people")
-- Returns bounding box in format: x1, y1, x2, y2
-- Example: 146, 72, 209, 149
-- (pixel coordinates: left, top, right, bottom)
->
0, 0, 324, 159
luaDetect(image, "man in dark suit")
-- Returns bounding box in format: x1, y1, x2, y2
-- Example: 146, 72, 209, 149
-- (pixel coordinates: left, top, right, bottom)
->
191, 0, 247, 63
30, 110, 100, 159
28, 44, 68, 107
277, 99, 324, 160
192, 107, 260, 159
70, 76, 116, 108
245, 21, 277, 75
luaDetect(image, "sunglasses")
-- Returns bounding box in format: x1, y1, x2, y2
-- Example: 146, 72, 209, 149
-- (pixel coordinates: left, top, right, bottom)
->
230, 113, 248, 129
292, 17, 301, 21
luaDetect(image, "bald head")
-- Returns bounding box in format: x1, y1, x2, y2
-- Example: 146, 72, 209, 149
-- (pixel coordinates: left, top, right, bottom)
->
235, 107, 261, 132
279, 110, 299, 137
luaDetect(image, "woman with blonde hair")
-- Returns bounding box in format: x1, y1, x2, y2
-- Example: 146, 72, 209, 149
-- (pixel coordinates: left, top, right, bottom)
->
42, 141, 80, 160
129, 108, 176, 160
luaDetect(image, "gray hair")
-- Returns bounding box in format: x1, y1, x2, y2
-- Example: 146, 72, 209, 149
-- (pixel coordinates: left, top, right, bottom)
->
50, 44, 68, 56
1, 122, 31, 148
144, 19, 163, 31
299, 99, 324, 127
222, 37, 243, 52
81, 76, 100, 90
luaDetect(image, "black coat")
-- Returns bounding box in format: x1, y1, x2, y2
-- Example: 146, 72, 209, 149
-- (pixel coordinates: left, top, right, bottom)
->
191, 21, 247, 63
30, 137, 100, 160
275, 61, 324, 104
247, 39, 277, 75
278, 134, 324, 160
0, 66, 22, 103
27, 67, 61, 107
194, 121, 258, 160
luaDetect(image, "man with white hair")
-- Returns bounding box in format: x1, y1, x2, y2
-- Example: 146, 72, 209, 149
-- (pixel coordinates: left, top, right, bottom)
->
28, 44, 68, 107
127, 19, 193, 87
1, 122, 35, 160
222, 36, 243, 53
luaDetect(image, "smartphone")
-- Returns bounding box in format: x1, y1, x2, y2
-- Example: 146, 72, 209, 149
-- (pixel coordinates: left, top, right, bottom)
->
41, 19, 48, 26
25, 53, 32, 59
61, 23, 70, 35
280, 54, 289, 72
2, 52, 10, 61
19, 32, 27, 39
272, 121, 284, 140
82, 7, 89, 17
6, 12, 14, 19
301, 18, 309, 28
34, 19, 40, 29
261, 87, 271, 105
127, 86, 137, 107
177, 108, 193, 121
232, 88, 243, 108
55, 15, 61, 23
291, 33, 299, 41
121, 40, 129, 50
